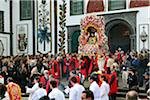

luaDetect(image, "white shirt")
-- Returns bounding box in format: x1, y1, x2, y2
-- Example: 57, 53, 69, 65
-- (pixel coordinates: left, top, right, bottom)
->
0, 75, 4, 84
26, 83, 39, 100
99, 81, 110, 100
48, 88, 65, 100
69, 83, 85, 100
32, 88, 47, 100
89, 81, 100, 100
1, 92, 10, 100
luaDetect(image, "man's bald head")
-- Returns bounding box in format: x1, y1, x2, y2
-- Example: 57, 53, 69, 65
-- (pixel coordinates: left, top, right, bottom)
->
126, 90, 139, 100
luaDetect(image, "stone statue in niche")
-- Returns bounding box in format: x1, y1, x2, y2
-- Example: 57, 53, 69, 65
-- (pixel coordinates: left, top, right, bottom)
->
18, 34, 27, 51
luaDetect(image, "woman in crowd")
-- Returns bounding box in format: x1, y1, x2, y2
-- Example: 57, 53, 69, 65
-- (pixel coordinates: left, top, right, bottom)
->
0, 83, 10, 100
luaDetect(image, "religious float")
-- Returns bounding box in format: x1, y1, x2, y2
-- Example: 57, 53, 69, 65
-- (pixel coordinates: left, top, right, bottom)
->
78, 15, 109, 55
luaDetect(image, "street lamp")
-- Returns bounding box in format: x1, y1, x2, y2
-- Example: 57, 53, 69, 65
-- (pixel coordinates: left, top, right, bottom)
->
140, 26, 148, 50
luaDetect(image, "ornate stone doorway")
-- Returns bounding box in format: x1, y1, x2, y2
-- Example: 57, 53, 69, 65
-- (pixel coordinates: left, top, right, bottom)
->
105, 19, 134, 53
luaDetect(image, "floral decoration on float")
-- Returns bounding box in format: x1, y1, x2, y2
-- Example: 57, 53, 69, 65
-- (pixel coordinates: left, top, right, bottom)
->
78, 15, 109, 56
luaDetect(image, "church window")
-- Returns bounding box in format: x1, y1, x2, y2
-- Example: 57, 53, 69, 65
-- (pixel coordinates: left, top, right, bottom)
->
20, 0, 32, 20
108, 0, 126, 11
70, 0, 84, 15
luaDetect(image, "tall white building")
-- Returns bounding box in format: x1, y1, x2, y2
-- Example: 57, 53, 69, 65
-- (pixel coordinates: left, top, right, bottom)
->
0, 0, 150, 56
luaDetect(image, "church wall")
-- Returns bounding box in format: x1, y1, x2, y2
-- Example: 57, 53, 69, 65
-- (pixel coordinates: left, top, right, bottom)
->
12, 0, 33, 55
0, 0, 10, 56
135, 7, 150, 51
0, 0, 10, 33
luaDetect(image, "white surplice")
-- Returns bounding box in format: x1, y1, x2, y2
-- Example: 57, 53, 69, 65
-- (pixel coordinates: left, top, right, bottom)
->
48, 88, 65, 100
89, 81, 101, 100
69, 83, 85, 100
32, 88, 47, 100
26, 83, 39, 100
99, 81, 110, 100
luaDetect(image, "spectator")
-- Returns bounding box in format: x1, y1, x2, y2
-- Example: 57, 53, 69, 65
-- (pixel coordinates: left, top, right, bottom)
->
0, 83, 10, 100
81, 90, 94, 100
127, 67, 138, 89
126, 90, 139, 100
0, 75, 4, 84
147, 89, 150, 100
143, 71, 150, 92
39, 96, 50, 100
1, 66, 8, 84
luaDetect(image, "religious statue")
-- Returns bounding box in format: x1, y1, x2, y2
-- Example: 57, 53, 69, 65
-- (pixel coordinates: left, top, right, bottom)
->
87, 27, 97, 44
78, 15, 109, 55
18, 34, 27, 51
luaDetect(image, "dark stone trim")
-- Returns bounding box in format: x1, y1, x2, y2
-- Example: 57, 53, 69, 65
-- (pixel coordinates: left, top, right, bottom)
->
0, 11, 4, 32
97, 10, 138, 17
0, 32, 13, 34
54, 1, 57, 54
10, 0, 13, 55
66, 25, 80, 28
32, 0, 35, 55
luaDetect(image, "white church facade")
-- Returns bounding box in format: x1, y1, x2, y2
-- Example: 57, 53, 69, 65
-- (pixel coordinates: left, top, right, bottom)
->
0, 0, 150, 56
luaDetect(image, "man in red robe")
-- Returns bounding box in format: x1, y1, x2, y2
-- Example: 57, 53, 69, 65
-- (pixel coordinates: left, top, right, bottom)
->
80, 56, 87, 78
104, 56, 108, 71
51, 59, 60, 79
40, 70, 49, 88
109, 68, 118, 100
88, 56, 98, 75
63, 54, 72, 79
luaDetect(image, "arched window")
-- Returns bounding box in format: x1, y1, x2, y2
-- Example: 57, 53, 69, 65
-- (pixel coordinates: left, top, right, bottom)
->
108, 0, 126, 11
87, 0, 104, 13
130, 0, 150, 8
70, 0, 84, 15
20, 0, 32, 20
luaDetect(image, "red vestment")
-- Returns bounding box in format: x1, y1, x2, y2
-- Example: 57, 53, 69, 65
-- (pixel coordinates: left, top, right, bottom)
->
40, 76, 48, 88
63, 58, 72, 73
80, 60, 87, 78
88, 58, 98, 75
51, 60, 60, 79
104, 57, 109, 71
109, 71, 118, 95
75, 59, 80, 69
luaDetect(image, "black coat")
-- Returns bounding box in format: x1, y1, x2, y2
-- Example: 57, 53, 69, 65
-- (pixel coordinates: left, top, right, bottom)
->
127, 73, 138, 89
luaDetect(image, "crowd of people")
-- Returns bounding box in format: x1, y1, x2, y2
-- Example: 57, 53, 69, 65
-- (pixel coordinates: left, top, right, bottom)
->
0, 49, 150, 100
